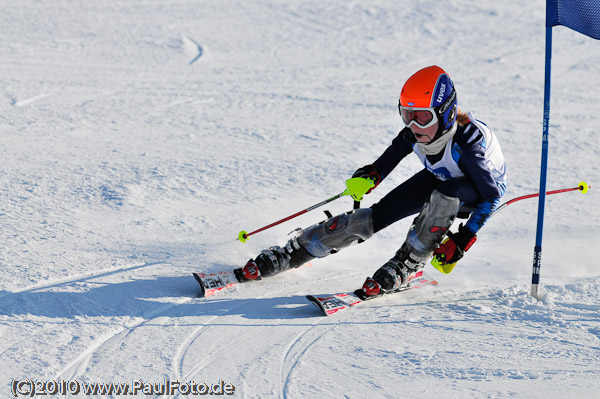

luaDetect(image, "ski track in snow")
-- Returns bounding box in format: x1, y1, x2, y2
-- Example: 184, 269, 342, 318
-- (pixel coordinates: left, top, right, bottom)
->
280, 321, 334, 399
54, 291, 191, 382
17, 260, 170, 380
1, 1, 599, 398
181, 35, 204, 65
12, 93, 50, 108
0, 261, 165, 299
173, 269, 365, 398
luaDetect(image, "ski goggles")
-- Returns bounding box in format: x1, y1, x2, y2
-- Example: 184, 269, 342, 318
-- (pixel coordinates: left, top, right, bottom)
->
398, 105, 438, 129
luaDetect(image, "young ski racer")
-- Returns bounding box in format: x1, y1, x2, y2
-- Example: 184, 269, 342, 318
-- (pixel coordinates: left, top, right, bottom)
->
240, 65, 507, 297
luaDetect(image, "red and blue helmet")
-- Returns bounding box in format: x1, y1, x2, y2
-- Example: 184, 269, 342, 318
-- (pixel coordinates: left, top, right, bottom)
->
399, 66, 458, 142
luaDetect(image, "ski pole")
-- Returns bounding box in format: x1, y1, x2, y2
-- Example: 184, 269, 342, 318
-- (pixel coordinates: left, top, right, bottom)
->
237, 177, 375, 243
491, 181, 590, 217
432, 181, 590, 275
237, 191, 347, 243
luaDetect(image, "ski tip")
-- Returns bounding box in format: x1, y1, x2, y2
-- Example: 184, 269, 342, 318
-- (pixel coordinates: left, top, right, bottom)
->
192, 273, 206, 298
305, 295, 329, 316
306, 293, 362, 316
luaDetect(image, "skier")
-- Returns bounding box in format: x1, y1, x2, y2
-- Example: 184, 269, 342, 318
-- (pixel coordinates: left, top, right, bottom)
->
240, 65, 507, 297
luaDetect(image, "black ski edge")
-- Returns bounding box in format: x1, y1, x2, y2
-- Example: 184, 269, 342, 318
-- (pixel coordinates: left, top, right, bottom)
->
353, 288, 376, 301
353, 285, 412, 301
233, 268, 244, 282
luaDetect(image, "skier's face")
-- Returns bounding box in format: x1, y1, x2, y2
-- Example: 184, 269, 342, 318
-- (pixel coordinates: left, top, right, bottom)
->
410, 122, 438, 144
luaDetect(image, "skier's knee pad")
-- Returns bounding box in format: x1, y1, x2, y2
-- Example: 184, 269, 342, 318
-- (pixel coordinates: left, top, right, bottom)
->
297, 208, 374, 258
406, 190, 460, 256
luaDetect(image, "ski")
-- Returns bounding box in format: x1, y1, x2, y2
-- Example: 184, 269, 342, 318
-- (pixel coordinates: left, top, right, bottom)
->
306, 270, 438, 316
193, 261, 313, 298
193, 269, 250, 298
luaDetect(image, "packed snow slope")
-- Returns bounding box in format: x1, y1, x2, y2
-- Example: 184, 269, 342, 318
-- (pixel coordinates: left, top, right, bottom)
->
1, 0, 599, 398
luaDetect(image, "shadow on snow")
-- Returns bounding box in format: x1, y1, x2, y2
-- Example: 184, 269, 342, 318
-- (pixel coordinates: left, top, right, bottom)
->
0, 276, 322, 321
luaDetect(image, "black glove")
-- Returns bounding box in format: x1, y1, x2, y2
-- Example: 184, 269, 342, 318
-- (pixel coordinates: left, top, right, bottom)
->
433, 224, 477, 265
351, 165, 381, 194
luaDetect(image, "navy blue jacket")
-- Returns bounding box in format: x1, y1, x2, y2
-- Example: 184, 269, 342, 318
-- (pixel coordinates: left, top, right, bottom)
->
372, 122, 507, 234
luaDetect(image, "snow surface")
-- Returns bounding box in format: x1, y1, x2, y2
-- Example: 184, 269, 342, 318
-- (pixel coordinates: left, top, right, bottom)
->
1, 0, 599, 398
